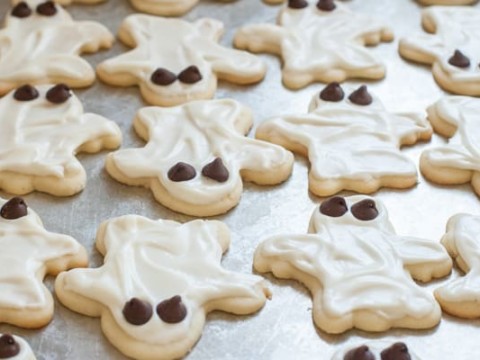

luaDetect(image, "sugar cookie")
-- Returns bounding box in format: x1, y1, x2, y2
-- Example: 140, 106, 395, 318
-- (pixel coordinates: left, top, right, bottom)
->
332, 341, 421, 360
417, 0, 477, 5
254, 196, 452, 334
129, 0, 235, 16
105, 99, 293, 216
234, 2, 393, 89
55, 215, 271, 360
399, 7, 480, 96
0, 334, 36, 360
256, 84, 432, 197
0, 196, 88, 328
97, 14, 266, 107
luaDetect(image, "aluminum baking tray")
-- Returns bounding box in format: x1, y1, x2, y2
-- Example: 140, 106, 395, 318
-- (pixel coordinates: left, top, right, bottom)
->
1, 0, 479, 358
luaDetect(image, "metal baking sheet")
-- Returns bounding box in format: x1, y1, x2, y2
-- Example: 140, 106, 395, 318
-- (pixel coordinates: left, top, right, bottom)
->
1, 0, 479, 358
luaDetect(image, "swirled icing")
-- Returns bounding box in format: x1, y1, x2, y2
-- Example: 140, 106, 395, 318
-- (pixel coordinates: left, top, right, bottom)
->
0, 334, 36, 360
399, 7, 480, 96
105, 99, 293, 216
97, 15, 266, 107
0, 1, 113, 94
331, 340, 422, 360
55, 215, 271, 360
129, 0, 236, 16
254, 195, 452, 334
234, 2, 393, 89
255, 87, 432, 197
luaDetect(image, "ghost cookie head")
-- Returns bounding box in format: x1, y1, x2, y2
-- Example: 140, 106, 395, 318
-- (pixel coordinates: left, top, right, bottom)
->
311, 83, 376, 110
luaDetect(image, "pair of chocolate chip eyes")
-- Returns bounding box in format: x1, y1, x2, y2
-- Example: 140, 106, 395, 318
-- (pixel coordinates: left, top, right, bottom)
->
344, 342, 410, 360
0, 334, 20, 358
448, 49, 480, 69
11, 1, 57, 18
319, 196, 379, 221
151, 66, 203, 86
289, 0, 336, 11
13, 84, 71, 104
168, 158, 230, 183
123, 296, 187, 326
320, 83, 373, 106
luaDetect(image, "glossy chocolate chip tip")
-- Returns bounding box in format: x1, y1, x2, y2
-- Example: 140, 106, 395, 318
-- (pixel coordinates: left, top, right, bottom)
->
351, 199, 378, 221
11, 2, 31, 18
317, 0, 336, 11
123, 298, 153, 326
0, 197, 28, 220
320, 196, 348, 217
344, 345, 375, 360
46, 84, 71, 104
168, 162, 196, 182
157, 295, 187, 324
320, 82, 344, 102
202, 158, 229, 183
0, 334, 20, 359
448, 50, 470, 69
348, 85, 373, 106
381, 342, 411, 360
151, 68, 177, 86
288, 0, 308, 9
36, 1, 57, 16
14, 85, 39, 102
178, 66, 202, 84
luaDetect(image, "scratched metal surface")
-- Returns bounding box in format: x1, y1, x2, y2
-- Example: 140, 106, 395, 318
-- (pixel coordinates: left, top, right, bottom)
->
0, 0, 479, 359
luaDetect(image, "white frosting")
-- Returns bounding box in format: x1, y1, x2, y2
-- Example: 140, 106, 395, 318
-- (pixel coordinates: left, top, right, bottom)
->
256, 87, 431, 196
0, 334, 36, 360
0, 85, 121, 194
332, 340, 422, 360
254, 195, 452, 333
56, 215, 270, 357
129, 0, 235, 16
107, 99, 292, 209
97, 15, 266, 107
0, 2, 113, 94
234, 2, 393, 88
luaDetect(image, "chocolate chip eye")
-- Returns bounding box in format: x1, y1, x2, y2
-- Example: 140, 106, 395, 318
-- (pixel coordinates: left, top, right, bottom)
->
319, 196, 348, 217
151, 68, 177, 86
348, 85, 373, 106
320, 82, 344, 102
344, 345, 375, 360
46, 84, 71, 104
0, 334, 20, 358
0, 197, 28, 220
11, 2, 31, 18
156, 295, 187, 324
202, 158, 229, 183
448, 50, 470, 68
168, 162, 196, 182
123, 298, 153, 326
317, 0, 336, 11
351, 199, 378, 221
380, 342, 411, 360
14, 84, 39, 101
288, 0, 308, 9
36, 1, 57, 16
178, 66, 202, 84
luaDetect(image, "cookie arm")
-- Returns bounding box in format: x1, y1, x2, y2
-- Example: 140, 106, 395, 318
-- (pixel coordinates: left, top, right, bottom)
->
234, 24, 285, 55
75, 21, 114, 53
398, 34, 444, 65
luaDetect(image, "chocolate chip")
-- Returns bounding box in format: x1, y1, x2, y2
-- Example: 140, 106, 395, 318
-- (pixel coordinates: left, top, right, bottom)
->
348, 85, 373, 106
14, 85, 39, 101
11, 2, 31, 18
320, 82, 344, 102
351, 199, 378, 221
344, 345, 375, 360
202, 158, 229, 183
288, 0, 308, 9
36, 1, 57, 16
320, 196, 348, 217
168, 162, 196, 182
317, 0, 336, 11
46, 84, 71, 104
448, 50, 470, 68
123, 298, 153, 326
151, 68, 177, 86
0, 198, 28, 220
0, 334, 20, 359
156, 295, 187, 324
381, 342, 411, 360
178, 66, 202, 84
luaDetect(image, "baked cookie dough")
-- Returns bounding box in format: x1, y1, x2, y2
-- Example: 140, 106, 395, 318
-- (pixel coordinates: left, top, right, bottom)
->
234, 1, 393, 89
417, 0, 477, 5
1, 1, 113, 95
129, 0, 236, 16
399, 6, 480, 96
55, 215, 271, 360
0, 333, 36, 360
256, 83, 432, 197
332, 341, 421, 360
254, 196, 452, 334
105, 99, 293, 216
97, 14, 266, 107
0, 196, 88, 328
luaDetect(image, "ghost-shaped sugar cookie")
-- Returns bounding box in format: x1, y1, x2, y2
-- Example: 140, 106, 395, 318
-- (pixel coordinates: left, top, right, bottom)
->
55, 215, 271, 360
129, 0, 236, 16
256, 84, 432, 197
0, 196, 88, 328
435, 214, 480, 318
420, 97, 480, 194
332, 341, 422, 360
0, 333, 36, 360
255, 196, 452, 334
399, 7, 480, 96
0, 84, 121, 196
1, 1, 113, 94
105, 99, 293, 216
97, 14, 266, 107
234, 1, 393, 89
